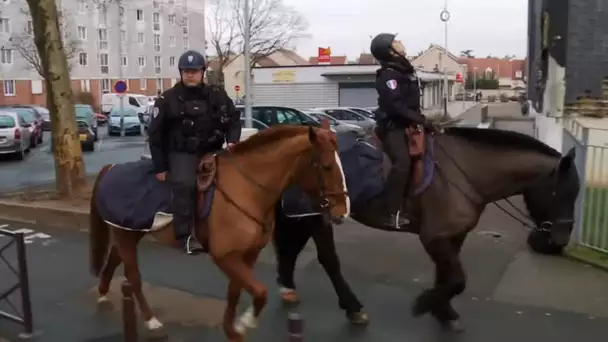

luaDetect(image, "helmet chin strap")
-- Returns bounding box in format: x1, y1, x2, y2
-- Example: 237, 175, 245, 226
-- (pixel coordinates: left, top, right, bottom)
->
179, 68, 205, 87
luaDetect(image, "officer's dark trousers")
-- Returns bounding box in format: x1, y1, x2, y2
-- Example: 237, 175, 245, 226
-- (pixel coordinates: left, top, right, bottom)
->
169, 151, 200, 240
377, 125, 411, 214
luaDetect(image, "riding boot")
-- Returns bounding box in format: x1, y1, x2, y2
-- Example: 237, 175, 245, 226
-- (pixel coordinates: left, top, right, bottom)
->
171, 185, 203, 254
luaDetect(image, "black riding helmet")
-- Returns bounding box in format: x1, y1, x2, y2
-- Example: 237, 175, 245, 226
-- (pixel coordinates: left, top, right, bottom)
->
370, 33, 397, 62
178, 50, 206, 70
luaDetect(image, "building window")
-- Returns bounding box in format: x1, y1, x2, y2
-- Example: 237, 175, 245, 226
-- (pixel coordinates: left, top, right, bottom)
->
153, 34, 160, 52
121, 55, 127, 66
0, 48, 13, 64
168, 14, 175, 25
3, 80, 16, 96
182, 17, 188, 34
515, 70, 523, 79
136, 9, 144, 21
120, 30, 126, 43
183, 36, 189, 49
153, 12, 160, 31
79, 52, 87, 66
169, 56, 175, 66
140, 78, 146, 90
0, 18, 11, 34
138, 56, 146, 67
156, 78, 162, 92
168, 35, 175, 46
154, 56, 161, 68
100, 53, 109, 67
26, 21, 33, 35
153, 0, 159, 8
80, 79, 91, 92
78, 26, 87, 40
77, 0, 86, 13
101, 79, 110, 93
99, 6, 108, 25
98, 28, 108, 50
137, 32, 145, 44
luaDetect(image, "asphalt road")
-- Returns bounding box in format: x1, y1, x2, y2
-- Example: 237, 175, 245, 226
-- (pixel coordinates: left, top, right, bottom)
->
0, 125, 147, 192
1, 200, 608, 341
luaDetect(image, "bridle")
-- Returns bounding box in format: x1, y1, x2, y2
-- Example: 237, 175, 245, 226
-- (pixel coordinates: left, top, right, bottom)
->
435, 141, 574, 234
214, 142, 346, 231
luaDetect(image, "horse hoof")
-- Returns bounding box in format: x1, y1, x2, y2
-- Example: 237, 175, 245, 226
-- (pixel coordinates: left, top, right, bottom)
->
279, 287, 300, 305
144, 317, 164, 331
234, 306, 257, 335
347, 310, 370, 326
441, 319, 465, 333
96, 295, 114, 310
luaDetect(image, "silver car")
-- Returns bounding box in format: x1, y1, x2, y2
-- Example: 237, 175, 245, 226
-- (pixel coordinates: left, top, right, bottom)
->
313, 107, 376, 133
303, 111, 366, 137
0, 111, 32, 160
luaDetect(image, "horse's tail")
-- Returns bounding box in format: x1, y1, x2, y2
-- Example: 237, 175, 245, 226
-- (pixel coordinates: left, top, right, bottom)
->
89, 164, 113, 277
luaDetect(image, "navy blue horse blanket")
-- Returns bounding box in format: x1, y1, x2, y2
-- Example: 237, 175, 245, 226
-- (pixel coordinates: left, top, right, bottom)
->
96, 160, 214, 231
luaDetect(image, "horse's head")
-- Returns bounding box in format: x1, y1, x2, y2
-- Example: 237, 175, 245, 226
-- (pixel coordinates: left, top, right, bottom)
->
523, 147, 581, 248
294, 120, 350, 224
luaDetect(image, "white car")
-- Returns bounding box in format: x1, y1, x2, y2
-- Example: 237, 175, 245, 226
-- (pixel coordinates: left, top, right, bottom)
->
0, 111, 32, 160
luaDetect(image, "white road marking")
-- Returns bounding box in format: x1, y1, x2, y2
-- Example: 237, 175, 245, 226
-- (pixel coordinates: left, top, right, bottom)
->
0, 225, 56, 245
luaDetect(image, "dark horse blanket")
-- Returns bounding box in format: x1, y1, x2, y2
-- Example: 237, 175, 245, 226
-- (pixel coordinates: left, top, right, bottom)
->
281, 132, 434, 217
96, 160, 215, 231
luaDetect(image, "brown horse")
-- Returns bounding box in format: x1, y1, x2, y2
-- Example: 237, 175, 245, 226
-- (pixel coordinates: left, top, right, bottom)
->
88, 123, 350, 341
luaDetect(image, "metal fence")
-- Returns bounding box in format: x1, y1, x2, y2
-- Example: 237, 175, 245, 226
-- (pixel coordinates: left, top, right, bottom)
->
0, 228, 34, 337
563, 119, 608, 253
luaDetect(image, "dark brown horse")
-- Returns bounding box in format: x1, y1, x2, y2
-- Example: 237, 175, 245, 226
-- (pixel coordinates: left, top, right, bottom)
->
273, 127, 580, 331
88, 123, 350, 341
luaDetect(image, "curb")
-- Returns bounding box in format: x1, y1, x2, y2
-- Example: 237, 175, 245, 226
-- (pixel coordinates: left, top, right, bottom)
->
564, 244, 608, 272
0, 200, 89, 232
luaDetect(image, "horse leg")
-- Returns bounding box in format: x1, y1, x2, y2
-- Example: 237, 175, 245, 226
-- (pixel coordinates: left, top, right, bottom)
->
273, 216, 312, 304
214, 250, 267, 340
222, 280, 243, 341
112, 229, 161, 331
414, 236, 466, 332
97, 245, 122, 305
310, 218, 368, 326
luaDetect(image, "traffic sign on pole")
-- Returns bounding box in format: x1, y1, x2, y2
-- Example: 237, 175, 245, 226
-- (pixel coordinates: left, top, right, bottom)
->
234, 85, 240, 92
455, 73, 463, 83
114, 80, 127, 94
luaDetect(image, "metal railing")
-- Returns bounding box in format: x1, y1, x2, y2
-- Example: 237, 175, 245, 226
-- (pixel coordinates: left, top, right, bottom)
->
0, 228, 33, 337
563, 119, 608, 253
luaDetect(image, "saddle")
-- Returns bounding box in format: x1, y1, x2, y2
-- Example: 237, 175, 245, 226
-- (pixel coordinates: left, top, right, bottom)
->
196, 153, 217, 191
193, 152, 217, 252
405, 125, 426, 186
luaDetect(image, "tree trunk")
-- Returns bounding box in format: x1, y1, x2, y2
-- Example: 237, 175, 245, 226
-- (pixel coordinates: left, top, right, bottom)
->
26, 0, 86, 198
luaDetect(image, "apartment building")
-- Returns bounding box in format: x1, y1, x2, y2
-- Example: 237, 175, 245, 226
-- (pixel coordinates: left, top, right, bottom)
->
0, 0, 205, 107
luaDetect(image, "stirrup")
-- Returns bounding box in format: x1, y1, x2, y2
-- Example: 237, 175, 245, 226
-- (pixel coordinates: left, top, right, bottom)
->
394, 211, 410, 229
186, 235, 204, 255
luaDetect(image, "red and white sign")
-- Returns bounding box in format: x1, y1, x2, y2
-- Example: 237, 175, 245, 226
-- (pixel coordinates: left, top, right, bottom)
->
234, 85, 240, 92
318, 47, 331, 64
455, 73, 464, 83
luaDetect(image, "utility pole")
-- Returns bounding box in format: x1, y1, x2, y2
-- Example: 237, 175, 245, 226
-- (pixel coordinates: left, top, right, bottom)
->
117, 0, 125, 136
440, 0, 450, 120
243, 0, 252, 128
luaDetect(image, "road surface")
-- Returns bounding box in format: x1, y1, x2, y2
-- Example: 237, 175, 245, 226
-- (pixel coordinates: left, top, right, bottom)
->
1, 199, 608, 341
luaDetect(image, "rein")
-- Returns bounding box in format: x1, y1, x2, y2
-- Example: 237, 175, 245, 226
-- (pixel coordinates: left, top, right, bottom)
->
433, 139, 566, 233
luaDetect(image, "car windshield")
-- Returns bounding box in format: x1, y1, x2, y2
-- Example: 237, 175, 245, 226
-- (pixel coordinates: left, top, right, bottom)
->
75, 106, 93, 118
349, 108, 373, 117
0, 115, 16, 128
308, 112, 337, 125
11, 108, 35, 122
110, 109, 138, 117
136, 97, 148, 106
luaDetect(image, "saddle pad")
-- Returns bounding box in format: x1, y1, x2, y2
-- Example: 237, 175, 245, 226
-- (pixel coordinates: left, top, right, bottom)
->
96, 160, 214, 231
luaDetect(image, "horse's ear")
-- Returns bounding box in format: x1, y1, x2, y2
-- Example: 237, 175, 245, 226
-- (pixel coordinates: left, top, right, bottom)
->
308, 126, 317, 143
565, 147, 576, 159
559, 147, 576, 173
320, 118, 330, 130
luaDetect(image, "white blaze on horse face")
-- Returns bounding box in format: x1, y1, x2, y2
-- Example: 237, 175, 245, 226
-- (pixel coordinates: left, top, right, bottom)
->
334, 151, 350, 218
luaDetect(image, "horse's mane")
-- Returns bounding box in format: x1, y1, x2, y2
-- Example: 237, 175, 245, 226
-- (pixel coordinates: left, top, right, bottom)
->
444, 126, 561, 157
230, 125, 309, 154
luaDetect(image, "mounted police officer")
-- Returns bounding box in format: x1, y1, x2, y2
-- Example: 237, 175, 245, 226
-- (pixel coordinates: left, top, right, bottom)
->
370, 33, 426, 230
147, 50, 241, 254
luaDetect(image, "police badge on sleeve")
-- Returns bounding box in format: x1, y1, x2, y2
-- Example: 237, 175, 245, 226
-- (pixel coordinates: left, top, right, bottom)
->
152, 107, 159, 118
386, 79, 397, 90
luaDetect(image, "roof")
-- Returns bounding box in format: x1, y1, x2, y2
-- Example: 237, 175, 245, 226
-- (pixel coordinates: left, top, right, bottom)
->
308, 56, 348, 65
278, 49, 309, 65
357, 53, 377, 64
255, 56, 279, 67
411, 44, 461, 65
459, 58, 526, 79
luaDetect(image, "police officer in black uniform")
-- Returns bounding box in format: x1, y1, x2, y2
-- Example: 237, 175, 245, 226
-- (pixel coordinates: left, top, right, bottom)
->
370, 33, 426, 230
147, 50, 241, 254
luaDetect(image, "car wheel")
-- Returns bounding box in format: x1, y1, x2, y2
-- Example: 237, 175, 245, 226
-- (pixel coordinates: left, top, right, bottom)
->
14, 146, 25, 161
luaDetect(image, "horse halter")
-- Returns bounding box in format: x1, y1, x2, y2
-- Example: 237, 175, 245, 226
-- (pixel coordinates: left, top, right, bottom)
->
309, 148, 349, 224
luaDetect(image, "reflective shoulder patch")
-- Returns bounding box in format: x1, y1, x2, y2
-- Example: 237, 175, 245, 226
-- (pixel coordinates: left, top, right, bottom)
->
386, 79, 398, 90
152, 107, 160, 118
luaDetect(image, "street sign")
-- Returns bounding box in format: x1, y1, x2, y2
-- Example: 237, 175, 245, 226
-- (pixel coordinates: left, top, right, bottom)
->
234, 85, 240, 92
455, 73, 463, 83
114, 80, 127, 94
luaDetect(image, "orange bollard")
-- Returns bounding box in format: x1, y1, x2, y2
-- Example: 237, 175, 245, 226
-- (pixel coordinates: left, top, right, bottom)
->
122, 280, 138, 342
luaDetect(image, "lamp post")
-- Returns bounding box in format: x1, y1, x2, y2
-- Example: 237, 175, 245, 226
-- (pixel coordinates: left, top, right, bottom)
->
243, 0, 252, 128
473, 67, 477, 102
440, 1, 450, 119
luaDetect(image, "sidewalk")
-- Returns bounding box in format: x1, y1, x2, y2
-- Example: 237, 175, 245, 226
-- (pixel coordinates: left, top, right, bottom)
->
424, 101, 478, 119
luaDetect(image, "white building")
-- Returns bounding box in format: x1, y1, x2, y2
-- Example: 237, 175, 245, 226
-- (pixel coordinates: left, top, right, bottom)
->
252, 64, 455, 109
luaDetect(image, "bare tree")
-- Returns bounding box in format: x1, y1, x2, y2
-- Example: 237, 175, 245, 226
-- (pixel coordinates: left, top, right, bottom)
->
234, 0, 309, 68
25, 0, 86, 197
206, 0, 241, 86
10, 6, 82, 77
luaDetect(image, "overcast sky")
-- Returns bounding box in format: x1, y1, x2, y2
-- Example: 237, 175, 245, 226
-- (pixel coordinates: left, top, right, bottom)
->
283, 0, 528, 60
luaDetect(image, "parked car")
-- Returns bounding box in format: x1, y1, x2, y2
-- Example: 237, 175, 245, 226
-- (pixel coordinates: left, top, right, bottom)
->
454, 92, 476, 101
77, 120, 96, 151
235, 105, 321, 128
346, 107, 376, 119
107, 108, 142, 136
303, 111, 365, 137
312, 107, 376, 133
75, 104, 98, 140
0, 111, 32, 160
5, 107, 43, 148
1, 105, 51, 132
95, 112, 107, 125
